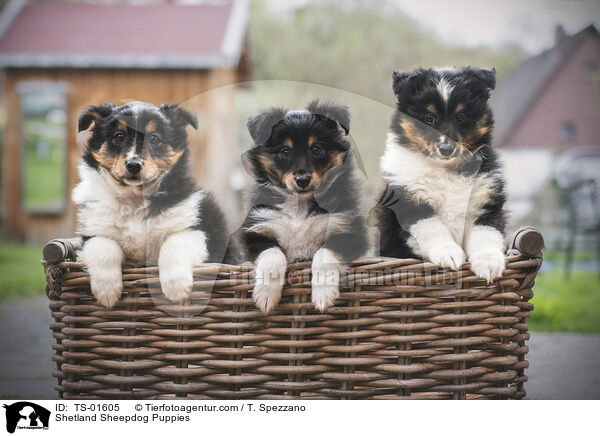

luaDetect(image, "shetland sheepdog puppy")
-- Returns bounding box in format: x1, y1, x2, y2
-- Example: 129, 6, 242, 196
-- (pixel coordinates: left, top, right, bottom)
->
242, 101, 369, 312
372, 67, 508, 282
74, 102, 236, 307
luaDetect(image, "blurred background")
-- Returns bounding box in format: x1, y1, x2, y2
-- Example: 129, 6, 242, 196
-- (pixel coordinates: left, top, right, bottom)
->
0, 0, 599, 398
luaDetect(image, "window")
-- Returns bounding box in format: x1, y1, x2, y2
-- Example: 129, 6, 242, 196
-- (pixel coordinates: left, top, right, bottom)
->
18, 82, 68, 214
558, 121, 576, 142
583, 61, 599, 83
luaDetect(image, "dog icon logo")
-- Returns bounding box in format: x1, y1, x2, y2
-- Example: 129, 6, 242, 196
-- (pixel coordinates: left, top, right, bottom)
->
2, 402, 50, 433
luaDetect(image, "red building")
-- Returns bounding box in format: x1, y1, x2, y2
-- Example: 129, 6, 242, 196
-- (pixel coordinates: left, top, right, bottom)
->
0, 0, 250, 243
492, 25, 600, 151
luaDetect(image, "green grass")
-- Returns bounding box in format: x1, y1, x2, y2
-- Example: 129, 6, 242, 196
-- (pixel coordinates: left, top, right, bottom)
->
529, 270, 600, 333
22, 122, 66, 212
0, 240, 45, 301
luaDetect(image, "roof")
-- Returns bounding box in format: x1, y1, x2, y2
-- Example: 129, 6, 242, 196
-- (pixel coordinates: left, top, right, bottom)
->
491, 25, 599, 146
0, 0, 249, 69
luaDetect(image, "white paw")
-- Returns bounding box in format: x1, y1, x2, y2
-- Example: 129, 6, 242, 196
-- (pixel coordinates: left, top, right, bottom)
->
428, 242, 465, 270
311, 282, 340, 312
253, 281, 284, 313
253, 248, 287, 313
90, 269, 123, 308
160, 265, 193, 302
469, 250, 506, 283
311, 248, 342, 312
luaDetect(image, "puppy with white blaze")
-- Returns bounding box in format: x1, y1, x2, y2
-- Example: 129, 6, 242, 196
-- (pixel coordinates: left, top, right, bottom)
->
74, 102, 238, 307
242, 101, 369, 312
372, 67, 508, 282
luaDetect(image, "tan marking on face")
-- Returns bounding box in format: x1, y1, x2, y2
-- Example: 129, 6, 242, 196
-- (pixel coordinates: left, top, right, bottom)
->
117, 120, 128, 132
328, 150, 346, 171
283, 138, 293, 149
91, 140, 186, 185
309, 171, 322, 189
308, 136, 317, 147
258, 154, 281, 181
151, 149, 185, 171
91, 146, 128, 180
455, 103, 465, 113
399, 117, 430, 154
426, 104, 437, 114
283, 172, 296, 191
146, 120, 156, 133
465, 117, 491, 147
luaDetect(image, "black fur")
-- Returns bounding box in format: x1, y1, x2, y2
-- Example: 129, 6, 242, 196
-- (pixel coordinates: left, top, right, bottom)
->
373, 67, 506, 258
241, 100, 369, 263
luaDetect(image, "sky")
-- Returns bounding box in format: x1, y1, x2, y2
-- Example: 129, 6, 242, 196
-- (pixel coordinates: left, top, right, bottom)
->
395, 0, 600, 54
265, 0, 600, 55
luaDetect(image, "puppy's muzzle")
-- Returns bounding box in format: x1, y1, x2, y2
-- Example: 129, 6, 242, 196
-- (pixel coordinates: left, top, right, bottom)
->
125, 160, 143, 175
294, 174, 312, 189
438, 140, 455, 157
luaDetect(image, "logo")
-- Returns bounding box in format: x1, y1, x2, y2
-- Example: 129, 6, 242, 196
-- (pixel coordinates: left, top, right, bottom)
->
2, 402, 50, 433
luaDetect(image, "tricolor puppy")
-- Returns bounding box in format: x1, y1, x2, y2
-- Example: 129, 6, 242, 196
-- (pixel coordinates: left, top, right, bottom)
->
373, 67, 507, 282
242, 101, 369, 312
74, 102, 235, 307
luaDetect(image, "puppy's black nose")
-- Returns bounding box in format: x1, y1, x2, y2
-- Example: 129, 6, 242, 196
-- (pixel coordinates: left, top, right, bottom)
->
438, 142, 455, 157
295, 174, 312, 189
125, 160, 143, 174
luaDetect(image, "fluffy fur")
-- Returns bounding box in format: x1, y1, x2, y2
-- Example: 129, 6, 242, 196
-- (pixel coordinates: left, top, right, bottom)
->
74, 101, 237, 307
372, 67, 507, 282
242, 100, 369, 312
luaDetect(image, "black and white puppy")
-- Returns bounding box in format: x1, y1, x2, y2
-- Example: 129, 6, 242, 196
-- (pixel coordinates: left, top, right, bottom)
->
74, 102, 235, 307
372, 67, 507, 282
242, 100, 369, 312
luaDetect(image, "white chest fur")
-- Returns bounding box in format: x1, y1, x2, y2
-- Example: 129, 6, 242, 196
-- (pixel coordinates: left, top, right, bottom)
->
247, 196, 351, 263
74, 165, 202, 264
381, 134, 497, 245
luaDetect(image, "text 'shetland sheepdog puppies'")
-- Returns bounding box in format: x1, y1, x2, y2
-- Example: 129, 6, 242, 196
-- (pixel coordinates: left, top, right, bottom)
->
372, 67, 508, 282
242, 101, 369, 312
75, 102, 236, 307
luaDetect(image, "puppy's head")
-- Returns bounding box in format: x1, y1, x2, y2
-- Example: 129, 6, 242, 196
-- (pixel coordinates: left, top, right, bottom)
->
245, 100, 350, 194
391, 66, 496, 164
78, 102, 197, 187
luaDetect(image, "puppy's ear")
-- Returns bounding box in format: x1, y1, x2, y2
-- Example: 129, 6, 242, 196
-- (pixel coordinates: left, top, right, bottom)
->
306, 100, 350, 135
240, 150, 255, 176
392, 69, 426, 98
78, 103, 114, 132
246, 107, 287, 145
159, 104, 198, 130
469, 67, 496, 90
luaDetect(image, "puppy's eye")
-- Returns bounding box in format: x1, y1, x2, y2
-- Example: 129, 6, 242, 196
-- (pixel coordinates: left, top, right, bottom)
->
279, 147, 290, 158
456, 112, 465, 122
424, 114, 435, 124
148, 134, 160, 145
113, 132, 125, 144
311, 145, 325, 158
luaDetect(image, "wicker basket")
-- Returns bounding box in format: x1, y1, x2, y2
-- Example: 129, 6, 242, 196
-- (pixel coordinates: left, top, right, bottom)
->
42, 227, 543, 400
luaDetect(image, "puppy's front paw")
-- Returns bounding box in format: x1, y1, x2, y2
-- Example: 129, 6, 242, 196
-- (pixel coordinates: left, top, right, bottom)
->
253, 248, 287, 313
311, 248, 342, 312
428, 242, 465, 270
253, 281, 284, 313
90, 269, 123, 308
469, 250, 506, 283
160, 265, 193, 302
311, 281, 339, 313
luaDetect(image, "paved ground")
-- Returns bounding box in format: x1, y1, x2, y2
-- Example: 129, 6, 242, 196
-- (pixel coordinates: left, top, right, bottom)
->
0, 297, 55, 399
0, 296, 598, 400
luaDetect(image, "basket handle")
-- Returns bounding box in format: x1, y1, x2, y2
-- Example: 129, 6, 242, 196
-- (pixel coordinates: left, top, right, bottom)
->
509, 226, 544, 257
42, 237, 83, 264
41, 228, 543, 264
